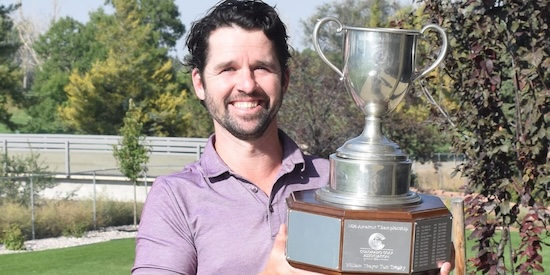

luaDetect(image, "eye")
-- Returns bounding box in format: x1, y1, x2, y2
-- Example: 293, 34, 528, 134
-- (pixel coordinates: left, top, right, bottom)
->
255, 66, 270, 72
222, 67, 235, 72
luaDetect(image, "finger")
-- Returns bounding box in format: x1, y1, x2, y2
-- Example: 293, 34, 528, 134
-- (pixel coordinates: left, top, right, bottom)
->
439, 262, 452, 275
272, 224, 287, 255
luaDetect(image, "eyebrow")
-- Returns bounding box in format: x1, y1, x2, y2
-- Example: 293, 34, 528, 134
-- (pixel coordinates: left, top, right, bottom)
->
212, 61, 234, 71
211, 59, 280, 71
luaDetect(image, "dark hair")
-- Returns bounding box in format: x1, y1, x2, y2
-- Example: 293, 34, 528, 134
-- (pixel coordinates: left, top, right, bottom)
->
184, 0, 291, 73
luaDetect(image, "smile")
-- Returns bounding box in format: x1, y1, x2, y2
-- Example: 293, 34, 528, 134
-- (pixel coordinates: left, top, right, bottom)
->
232, 101, 260, 110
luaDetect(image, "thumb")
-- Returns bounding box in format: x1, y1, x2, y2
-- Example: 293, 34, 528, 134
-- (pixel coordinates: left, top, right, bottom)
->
439, 262, 452, 275
273, 224, 288, 254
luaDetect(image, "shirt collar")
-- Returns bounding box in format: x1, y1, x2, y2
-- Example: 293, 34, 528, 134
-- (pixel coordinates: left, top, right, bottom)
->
200, 129, 305, 180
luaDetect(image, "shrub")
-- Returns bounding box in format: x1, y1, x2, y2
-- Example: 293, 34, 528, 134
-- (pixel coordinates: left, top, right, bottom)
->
0, 202, 31, 237
0, 150, 56, 205
36, 199, 93, 238
1, 198, 141, 240
62, 222, 89, 238
95, 198, 137, 227
1, 224, 25, 250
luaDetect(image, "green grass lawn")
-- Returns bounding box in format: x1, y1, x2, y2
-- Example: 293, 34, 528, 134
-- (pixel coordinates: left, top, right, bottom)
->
0, 230, 548, 274
0, 238, 135, 275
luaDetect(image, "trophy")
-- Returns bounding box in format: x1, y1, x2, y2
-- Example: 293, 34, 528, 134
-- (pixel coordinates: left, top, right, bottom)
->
286, 17, 452, 274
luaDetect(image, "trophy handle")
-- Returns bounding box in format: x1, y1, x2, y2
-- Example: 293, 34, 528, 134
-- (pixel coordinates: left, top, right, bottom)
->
413, 24, 448, 81
312, 17, 345, 79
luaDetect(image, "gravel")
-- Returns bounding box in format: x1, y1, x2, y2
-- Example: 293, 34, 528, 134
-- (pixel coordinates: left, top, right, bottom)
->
0, 226, 137, 255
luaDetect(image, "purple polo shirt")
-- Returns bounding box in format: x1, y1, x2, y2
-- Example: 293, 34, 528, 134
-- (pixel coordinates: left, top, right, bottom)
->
132, 130, 329, 275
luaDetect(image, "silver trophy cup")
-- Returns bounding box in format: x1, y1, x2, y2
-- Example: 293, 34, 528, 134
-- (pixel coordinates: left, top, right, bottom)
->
312, 17, 448, 206
286, 17, 452, 274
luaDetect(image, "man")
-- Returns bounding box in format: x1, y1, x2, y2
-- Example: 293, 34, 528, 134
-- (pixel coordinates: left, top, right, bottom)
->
132, 1, 453, 274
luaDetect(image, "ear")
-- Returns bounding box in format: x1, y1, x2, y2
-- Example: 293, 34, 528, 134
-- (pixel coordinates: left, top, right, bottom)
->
282, 68, 290, 95
191, 68, 205, 100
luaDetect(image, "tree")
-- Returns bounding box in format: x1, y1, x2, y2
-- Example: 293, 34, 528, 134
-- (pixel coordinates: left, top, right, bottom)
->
25, 0, 187, 135
279, 49, 363, 157
105, 0, 185, 49
300, 0, 397, 51
0, 150, 55, 206
26, 16, 107, 133
0, 3, 24, 131
113, 99, 150, 228
60, 0, 189, 136
420, 0, 549, 273
174, 66, 213, 138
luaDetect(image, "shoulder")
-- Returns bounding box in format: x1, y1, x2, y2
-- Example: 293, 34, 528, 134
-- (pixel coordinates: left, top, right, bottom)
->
149, 161, 207, 195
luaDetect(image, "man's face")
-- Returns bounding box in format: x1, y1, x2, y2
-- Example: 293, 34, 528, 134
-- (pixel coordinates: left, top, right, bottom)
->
191, 26, 289, 141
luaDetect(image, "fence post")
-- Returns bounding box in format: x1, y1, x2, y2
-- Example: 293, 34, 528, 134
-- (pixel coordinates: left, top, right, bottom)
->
65, 141, 70, 177
451, 197, 466, 275
143, 171, 148, 198
195, 144, 201, 160
30, 175, 36, 240
93, 172, 97, 230
2, 140, 7, 173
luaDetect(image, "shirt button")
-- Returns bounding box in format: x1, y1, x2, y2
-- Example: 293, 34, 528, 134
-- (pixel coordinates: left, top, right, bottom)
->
251, 187, 258, 193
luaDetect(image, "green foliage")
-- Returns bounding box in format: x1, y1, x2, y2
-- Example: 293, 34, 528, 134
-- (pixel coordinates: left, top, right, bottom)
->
22, 0, 188, 136
113, 99, 150, 227
0, 150, 55, 205
105, 0, 185, 48
61, 222, 88, 238
0, 3, 24, 131
113, 99, 150, 183
26, 16, 107, 133
300, 0, 398, 50
60, 0, 189, 136
421, 0, 549, 273
1, 223, 25, 250
175, 66, 213, 138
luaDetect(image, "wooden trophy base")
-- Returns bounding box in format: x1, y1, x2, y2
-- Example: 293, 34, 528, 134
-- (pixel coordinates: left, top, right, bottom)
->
286, 189, 452, 274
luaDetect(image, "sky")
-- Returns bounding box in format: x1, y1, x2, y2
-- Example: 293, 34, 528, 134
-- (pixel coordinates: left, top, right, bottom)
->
6, 0, 335, 58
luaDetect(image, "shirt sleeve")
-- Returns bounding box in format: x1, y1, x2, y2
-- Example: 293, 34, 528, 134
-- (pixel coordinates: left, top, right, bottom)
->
132, 177, 197, 275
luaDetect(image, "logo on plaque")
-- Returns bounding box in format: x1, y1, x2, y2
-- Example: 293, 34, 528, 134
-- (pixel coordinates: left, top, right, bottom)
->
368, 233, 386, 250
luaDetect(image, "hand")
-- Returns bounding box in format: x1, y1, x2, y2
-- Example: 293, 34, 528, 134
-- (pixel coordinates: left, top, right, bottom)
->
259, 224, 323, 275
438, 242, 455, 275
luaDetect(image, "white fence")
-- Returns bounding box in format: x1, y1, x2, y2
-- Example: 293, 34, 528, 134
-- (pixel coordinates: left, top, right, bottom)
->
0, 134, 208, 177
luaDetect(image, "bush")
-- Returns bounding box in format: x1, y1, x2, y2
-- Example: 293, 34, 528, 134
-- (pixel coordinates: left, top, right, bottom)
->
62, 222, 89, 238
0, 199, 142, 240
0, 150, 56, 205
1, 224, 25, 250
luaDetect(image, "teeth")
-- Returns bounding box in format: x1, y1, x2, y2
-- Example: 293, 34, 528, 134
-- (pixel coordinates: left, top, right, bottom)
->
233, 101, 259, 109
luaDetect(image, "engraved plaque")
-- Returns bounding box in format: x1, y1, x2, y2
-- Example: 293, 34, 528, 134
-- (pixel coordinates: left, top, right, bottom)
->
287, 210, 342, 270
342, 220, 412, 273
412, 216, 452, 272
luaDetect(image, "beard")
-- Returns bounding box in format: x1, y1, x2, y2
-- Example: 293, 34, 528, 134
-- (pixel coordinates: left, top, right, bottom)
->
203, 90, 283, 141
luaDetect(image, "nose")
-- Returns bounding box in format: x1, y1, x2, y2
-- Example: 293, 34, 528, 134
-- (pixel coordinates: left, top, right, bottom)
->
235, 68, 257, 93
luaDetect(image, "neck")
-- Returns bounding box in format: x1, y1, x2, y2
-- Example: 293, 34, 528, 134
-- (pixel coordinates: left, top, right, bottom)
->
214, 123, 283, 195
